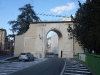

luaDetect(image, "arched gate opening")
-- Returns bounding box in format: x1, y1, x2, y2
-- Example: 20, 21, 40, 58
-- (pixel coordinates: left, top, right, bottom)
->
45, 29, 62, 58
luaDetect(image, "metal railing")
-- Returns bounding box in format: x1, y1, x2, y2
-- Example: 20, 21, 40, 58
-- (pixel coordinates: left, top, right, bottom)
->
78, 53, 100, 75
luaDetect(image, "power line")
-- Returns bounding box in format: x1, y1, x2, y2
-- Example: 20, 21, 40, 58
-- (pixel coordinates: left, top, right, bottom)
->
36, 13, 71, 21
36, 13, 68, 18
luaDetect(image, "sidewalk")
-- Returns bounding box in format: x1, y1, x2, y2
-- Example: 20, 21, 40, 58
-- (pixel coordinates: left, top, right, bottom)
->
61, 58, 94, 75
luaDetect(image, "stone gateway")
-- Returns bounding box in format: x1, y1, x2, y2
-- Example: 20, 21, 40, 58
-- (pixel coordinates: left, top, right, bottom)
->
14, 21, 84, 58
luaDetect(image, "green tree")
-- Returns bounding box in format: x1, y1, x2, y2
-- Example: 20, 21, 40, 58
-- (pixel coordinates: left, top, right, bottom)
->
8, 4, 40, 35
7, 34, 15, 42
68, 0, 100, 54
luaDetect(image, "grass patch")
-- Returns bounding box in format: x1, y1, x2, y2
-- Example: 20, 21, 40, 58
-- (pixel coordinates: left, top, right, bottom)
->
5, 57, 19, 61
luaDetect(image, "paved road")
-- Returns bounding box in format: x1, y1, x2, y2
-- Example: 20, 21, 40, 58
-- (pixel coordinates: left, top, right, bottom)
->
0, 58, 93, 75
0, 58, 47, 75
8, 58, 65, 75
62, 58, 93, 75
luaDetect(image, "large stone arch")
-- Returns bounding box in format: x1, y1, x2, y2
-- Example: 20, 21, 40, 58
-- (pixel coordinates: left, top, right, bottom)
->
14, 21, 84, 58
45, 28, 62, 58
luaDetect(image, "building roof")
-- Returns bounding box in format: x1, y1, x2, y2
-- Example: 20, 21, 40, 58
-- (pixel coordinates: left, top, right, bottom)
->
0, 28, 7, 35
0, 28, 6, 31
30, 21, 77, 24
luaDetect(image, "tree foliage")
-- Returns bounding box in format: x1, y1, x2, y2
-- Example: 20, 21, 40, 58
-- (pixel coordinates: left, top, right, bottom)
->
68, 0, 100, 54
7, 34, 15, 41
8, 4, 40, 35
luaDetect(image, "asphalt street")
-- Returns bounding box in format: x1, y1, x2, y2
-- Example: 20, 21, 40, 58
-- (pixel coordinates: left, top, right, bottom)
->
0, 58, 47, 75
0, 58, 94, 75
8, 58, 65, 75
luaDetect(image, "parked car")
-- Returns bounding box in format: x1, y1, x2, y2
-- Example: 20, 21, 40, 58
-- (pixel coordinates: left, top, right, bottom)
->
19, 52, 34, 61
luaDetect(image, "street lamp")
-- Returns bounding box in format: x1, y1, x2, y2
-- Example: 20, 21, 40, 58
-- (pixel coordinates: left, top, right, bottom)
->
39, 34, 42, 39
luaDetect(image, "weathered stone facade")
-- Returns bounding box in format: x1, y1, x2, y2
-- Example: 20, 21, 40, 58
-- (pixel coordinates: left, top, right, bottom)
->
14, 21, 84, 58
0, 29, 7, 51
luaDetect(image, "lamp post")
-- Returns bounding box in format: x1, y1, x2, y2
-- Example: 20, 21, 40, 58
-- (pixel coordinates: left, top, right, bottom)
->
39, 34, 42, 39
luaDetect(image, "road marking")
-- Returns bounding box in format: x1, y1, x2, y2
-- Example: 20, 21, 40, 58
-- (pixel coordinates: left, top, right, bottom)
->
62, 59, 93, 75
65, 70, 90, 73
63, 72, 86, 75
0, 73, 7, 75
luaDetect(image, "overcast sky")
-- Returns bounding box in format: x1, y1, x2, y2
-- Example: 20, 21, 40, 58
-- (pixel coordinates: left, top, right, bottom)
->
0, 0, 86, 35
